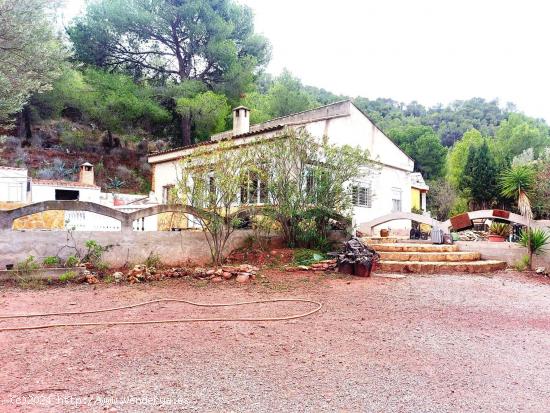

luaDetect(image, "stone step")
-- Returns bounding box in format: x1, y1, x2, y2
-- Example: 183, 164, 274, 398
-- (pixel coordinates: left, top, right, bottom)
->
363, 237, 432, 244
362, 237, 400, 244
378, 251, 481, 262
370, 243, 460, 253
378, 260, 507, 274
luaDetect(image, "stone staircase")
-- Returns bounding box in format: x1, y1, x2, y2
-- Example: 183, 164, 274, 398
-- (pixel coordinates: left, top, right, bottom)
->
370, 242, 507, 273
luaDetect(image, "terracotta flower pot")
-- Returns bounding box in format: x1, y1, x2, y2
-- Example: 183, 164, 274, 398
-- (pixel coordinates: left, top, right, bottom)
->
488, 235, 506, 242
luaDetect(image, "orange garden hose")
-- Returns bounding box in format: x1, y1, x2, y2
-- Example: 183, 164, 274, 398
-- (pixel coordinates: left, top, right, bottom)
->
0, 298, 323, 332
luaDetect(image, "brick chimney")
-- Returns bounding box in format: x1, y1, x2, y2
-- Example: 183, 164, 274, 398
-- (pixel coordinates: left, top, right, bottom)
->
79, 162, 94, 186
232, 106, 250, 136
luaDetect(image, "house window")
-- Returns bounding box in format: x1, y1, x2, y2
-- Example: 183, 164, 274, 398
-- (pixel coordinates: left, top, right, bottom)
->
162, 185, 176, 204
352, 184, 372, 208
392, 187, 402, 212
55, 189, 79, 200
240, 172, 268, 205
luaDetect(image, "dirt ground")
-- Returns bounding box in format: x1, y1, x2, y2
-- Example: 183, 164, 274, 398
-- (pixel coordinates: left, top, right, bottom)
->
1, 270, 549, 413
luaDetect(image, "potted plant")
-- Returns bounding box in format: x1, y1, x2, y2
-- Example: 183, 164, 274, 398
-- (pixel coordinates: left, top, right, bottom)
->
488, 222, 510, 242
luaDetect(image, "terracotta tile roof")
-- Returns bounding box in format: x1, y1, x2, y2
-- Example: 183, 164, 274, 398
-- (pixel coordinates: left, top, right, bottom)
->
0, 166, 27, 171
32, 179, 100, 189
148, 124, 284, 158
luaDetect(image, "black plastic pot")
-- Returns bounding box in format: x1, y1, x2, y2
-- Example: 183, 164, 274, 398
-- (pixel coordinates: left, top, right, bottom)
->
5, 264, 14, 270
337, 262, 354, 275
354, 261, 372, 277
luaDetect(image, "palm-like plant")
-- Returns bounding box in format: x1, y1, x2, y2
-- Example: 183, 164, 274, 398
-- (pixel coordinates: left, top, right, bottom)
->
499, 165, 536, 268
519, 228, 550, 256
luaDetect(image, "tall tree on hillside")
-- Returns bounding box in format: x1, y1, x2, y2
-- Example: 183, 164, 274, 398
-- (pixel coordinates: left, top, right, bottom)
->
68, 0, 270, 146
240, 70, 319, 124
0, 0, 67, 123
33, 68, 170, 149
387, 125, 446, 179
459, 141, 499, 209
446, 129, 485, 189
176, 91, 230, 142
264, 70, 318, 118
495, 113, 550, 161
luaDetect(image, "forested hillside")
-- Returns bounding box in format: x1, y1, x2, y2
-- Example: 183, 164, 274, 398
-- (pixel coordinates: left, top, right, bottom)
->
1, 0, 550, 218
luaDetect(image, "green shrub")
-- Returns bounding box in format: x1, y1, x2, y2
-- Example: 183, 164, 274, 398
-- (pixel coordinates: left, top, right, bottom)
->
65, 255, 79, 267
293, 249, 325, 266
16, 255, 40, 275
144, 252, 161, 268
42, 256, 60, 267
83, 240, 111, 267
295, 228, 332, 252
514, 255, 530, 271
450, 196, 469, 217
59, 270, 77, 282
60, 128, 86, 150
519, 228, 550, 255
95, 262, 110, 272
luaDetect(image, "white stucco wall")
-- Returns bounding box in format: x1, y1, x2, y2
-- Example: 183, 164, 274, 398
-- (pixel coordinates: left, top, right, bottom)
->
31, 184, 101, 203
302, 104, 414, 230
151, 161, 182, 201
149, 101, 415, 232
0, 168, 28, 203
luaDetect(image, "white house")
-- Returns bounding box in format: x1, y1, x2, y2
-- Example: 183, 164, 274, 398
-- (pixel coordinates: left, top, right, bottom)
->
0, 166, 29, 204
0, 162, 158, 231
148, 100, 420, 232
30, 163, 102, 203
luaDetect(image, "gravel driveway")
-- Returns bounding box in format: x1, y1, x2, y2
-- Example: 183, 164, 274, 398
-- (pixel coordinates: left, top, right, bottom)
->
1, 271, 549, 412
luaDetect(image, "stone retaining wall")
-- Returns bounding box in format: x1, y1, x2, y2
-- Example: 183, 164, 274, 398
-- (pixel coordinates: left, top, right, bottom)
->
0, 229, 254, 268
456, 241, 550, 268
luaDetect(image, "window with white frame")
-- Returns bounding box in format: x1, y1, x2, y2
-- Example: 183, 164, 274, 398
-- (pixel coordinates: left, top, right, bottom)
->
392, 187, 402, 212
352, 184, 372, 208
240, 171, 268, 204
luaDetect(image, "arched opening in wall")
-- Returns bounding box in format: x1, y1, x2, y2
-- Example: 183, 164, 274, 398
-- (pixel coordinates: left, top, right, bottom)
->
12, 210, 122, 232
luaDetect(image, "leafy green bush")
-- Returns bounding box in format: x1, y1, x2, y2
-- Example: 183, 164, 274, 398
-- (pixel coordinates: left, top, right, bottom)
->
144, 252, 161, 268
514, 255, 530, 271
42, 256, 60, 267
59, 270, 77, 282
16, 255, 40, 275
519, 228, 550, 255
60, 128, 86, 150
82, 240, 111, 268
293, 249, 325, 266
65, 255, 79, 267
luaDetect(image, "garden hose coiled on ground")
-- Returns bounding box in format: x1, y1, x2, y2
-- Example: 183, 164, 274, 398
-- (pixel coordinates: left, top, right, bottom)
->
0, 298, 323, 332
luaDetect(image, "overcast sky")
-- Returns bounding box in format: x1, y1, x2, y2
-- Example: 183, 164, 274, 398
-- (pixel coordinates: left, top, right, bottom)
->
63, 0, 550, 121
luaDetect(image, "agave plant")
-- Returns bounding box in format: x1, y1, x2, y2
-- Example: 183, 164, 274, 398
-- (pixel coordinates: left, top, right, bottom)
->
489, 222, 510, 237
519, 228, 550, 256
107, 176, 125, 192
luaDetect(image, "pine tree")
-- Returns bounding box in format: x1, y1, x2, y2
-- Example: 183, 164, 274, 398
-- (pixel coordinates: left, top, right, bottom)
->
459, 140, 499, 209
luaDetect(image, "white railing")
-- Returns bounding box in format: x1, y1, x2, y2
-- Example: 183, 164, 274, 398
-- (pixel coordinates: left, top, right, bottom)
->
65, 211, 121, 232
